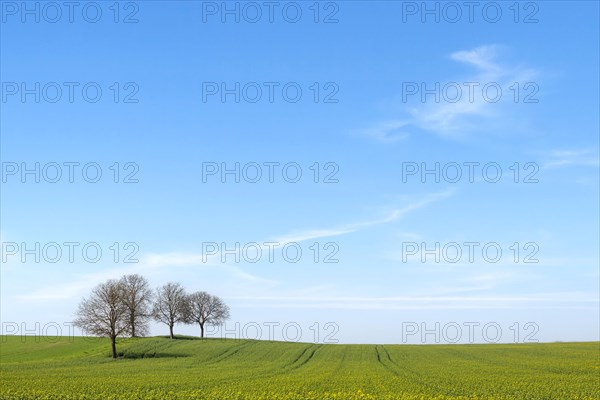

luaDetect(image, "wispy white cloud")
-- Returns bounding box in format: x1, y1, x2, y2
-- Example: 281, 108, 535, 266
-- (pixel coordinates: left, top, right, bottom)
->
141, 253, 274, 284
431, 271, 518, 294
18, 256, 276, 302
364, 45, 538, 140
271, 189, 454, 243
363, 120, 410, 143
17, 191, 454, 302
228, 293, 597, 310
17, 264, 150, 301
451, 46, 506, 74
540, 148, 600, 169
180, 189, 453, 267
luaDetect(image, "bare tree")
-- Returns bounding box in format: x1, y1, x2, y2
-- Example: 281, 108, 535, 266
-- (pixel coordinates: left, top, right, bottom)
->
186, 291, 230, 338
120, 274, 153, 338
74, 279, 128, 359
152, 282, 188, 339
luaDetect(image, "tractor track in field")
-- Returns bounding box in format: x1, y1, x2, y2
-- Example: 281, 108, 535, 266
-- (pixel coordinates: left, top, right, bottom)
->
375, 345, 400, 376
204, 341, 256, 364
385, 346, 454, 394
280, 344, 322, 371
286, 344, 313, 367
376, 345, 435, 392
381, 345, 400, 367
238, 344, 324, 381
289, 344, 322, 370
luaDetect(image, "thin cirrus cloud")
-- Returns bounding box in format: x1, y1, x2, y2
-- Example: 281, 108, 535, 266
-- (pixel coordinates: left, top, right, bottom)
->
16, 264, 155, 301
148, 189, 454, 269
271, 189, 454, 244
16, 257, 276, 302
365, 45, 538, 141
17, 190, 454, 302
227, 293, 597, 310
540, 148, 600, 169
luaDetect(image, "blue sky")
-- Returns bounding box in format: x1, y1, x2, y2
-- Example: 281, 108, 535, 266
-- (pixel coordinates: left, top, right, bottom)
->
1, 1, 598, 344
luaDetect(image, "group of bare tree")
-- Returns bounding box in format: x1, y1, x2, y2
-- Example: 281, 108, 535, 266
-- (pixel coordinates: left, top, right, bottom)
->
74, 274, 230, 358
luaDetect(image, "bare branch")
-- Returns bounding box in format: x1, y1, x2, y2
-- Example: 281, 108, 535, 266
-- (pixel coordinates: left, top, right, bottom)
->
152, 282, 188, 339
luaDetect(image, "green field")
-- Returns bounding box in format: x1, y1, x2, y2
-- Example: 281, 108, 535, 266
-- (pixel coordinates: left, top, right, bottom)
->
0, 336, 598, 399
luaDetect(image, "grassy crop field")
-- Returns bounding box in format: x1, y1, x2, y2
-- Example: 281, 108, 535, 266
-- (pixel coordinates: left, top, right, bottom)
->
0, 337, 598, 400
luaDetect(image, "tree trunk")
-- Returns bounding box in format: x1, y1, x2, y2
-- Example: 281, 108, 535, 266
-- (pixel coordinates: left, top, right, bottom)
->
169, 325, 174, 339
200, 323, 205, 339
111, 336, 117, 359
130, 316, 136, 338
